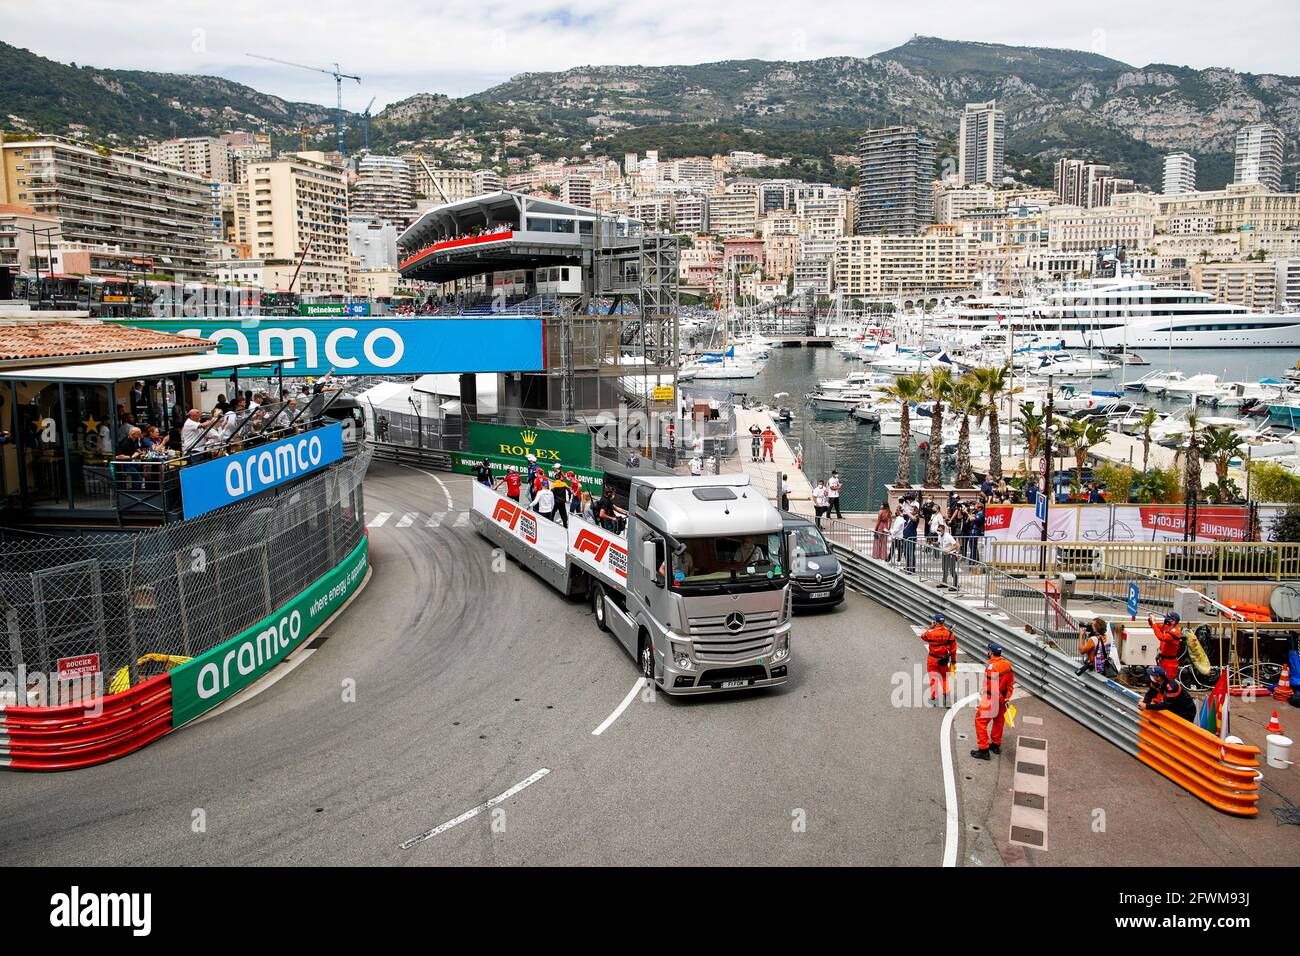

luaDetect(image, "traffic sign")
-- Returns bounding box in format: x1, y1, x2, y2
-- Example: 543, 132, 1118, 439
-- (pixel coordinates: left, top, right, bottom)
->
1127, 583, 1140, 617
1038, 455, 1048, 476
1034, 493, 1047, 523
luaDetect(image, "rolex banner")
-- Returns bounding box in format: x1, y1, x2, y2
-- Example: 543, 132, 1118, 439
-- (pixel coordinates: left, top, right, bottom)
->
467, 422, 592, 469
450, 451, 604, 492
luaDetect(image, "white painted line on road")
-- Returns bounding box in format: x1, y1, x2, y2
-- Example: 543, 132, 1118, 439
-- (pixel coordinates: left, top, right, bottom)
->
941, 693, 980, 868
399, 768, 551, 850
398, 463, 455, 512
368, 511, 392, 528
396, 512, 417, 528
592, 678, 646, 736
454, 512, 470, 527
425, 513, 443, 528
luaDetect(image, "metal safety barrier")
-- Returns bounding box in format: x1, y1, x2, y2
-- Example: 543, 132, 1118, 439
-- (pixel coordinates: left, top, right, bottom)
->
0, 674, 173, 771
987, 539, 1300, 582
1137, 710, 1261, 816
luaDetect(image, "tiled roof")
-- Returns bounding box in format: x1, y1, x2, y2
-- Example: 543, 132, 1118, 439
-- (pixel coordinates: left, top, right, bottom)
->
0, 322, 213, 364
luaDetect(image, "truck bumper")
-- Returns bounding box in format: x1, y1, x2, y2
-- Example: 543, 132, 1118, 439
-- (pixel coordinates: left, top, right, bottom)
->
657, 650, 790, 695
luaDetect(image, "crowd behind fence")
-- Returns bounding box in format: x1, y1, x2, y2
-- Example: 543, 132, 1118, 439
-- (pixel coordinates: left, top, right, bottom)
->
0, 448, 371, 705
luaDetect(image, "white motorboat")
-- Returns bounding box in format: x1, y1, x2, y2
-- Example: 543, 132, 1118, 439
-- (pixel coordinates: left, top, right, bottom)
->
851, 402, 882, 424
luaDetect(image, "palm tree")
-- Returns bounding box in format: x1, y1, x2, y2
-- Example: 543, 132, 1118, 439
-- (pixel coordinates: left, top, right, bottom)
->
1201, 424, 1244, 487
923, 367, 955, 489
1059, 417, 1108, 493
878, 373, 926, 489
1183, 413, 1203, 502
950, 378, 982, 489
1137, 408, 1159, 472
1018, 402, 1044, 472
969, 364, 1019, 482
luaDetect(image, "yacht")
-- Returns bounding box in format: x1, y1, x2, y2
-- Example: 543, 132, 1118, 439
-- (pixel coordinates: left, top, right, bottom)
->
931, 276, 1300, 349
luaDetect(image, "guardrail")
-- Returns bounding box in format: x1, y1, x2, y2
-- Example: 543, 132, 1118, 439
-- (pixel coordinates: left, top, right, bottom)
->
1137, 710, 1261, 816
826, 529, 1267, 816
987, 539, 1300, 581
368, 442, 453, 470
0, 674, 172, 771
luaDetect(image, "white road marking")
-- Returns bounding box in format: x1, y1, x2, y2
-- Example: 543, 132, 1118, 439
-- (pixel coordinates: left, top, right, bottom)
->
399, 768, 551, 850
396, 512, 416, 528
454, 512, 470, 527
398, 464, 455, 512
941, 693, 980, 868
367, 511, 392, 528
592, 677, 646, 736
425, 513, 443, 528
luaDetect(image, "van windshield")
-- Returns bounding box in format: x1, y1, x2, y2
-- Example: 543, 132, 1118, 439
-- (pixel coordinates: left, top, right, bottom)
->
789, 524, 829, 557
672, 532, 785, 588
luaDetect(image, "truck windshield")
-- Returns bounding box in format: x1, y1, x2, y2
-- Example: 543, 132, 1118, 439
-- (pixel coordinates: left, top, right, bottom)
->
672, 532, 785, 589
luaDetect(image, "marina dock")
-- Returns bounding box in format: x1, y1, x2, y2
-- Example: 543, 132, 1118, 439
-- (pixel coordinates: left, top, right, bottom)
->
733, 407, 815, 517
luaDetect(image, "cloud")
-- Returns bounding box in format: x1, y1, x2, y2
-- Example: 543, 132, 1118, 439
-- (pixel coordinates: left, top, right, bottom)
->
10, 0, 1299, 111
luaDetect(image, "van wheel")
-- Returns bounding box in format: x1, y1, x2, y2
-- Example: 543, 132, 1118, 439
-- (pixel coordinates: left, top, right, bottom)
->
639, 633, 655, 681
591, 583, 608, 632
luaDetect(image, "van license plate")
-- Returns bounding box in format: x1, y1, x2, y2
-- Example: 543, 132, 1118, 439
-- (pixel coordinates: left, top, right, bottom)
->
810, 591, 830, 599
720, 679, 750, 688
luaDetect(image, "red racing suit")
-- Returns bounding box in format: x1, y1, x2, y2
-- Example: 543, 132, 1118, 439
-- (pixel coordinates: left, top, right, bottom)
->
1151, 619, 1183, 680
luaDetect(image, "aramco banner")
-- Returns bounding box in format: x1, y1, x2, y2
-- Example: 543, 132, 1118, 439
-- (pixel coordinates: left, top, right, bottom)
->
170, 536, 369, 726
111, 318, 544, 376
180, 423, 345, 519
467, 422, 592, 468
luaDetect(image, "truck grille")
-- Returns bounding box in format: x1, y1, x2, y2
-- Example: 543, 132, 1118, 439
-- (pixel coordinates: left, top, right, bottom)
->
687, 610, 778, 661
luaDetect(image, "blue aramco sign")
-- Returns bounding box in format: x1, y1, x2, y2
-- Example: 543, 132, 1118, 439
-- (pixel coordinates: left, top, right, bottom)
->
113, 318, 544, 376
180, 423, 345, 519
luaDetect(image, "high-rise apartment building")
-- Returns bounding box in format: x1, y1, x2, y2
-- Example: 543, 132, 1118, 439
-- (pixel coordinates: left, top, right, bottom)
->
1054, 159, 1115, 209
351, 154, 416, 223
148, 136, 234, 183
673, 193, 708, 234
1162, 152, 1197, 195
958, 101, 1005, 185
0, 138, 211, 276
560, 175, 592, 207
856, 126, 936, 235
1233, 123, 1285, 192
248, 152, 349, 293
708, 190, 760, 238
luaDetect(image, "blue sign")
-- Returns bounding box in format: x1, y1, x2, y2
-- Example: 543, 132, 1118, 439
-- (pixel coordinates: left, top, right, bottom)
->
1127, 583, 1140, 617
115, 318, 544, 377
180, 423, 345, 519
1034, 494, 1048, 523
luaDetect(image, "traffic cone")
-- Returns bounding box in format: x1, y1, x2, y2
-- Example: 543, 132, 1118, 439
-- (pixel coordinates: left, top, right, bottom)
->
1266, 710, 1283, 735
1273, 664, 1293, 702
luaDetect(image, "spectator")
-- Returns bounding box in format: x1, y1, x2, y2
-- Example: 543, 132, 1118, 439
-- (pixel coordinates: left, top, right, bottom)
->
812, 480, 829, 529
748, 423, 762, 463
902, 505, 919, 573
939, 520, 960, 591
967, 502, 985, 562
873, 499, 892, 560
979, 475, 993, 499
688, 454, 703, 476
1087, 481, 1104, 504
1076, 617, 1113, 677
889, 506, 905, 563
828, 470, 844, 519
779, 472, 790, 512
181, 408, 213, 455
114, 426, 145, 489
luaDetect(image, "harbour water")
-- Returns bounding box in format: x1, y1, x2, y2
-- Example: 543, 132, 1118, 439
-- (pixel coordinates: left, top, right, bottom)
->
734, 345, 1300, 514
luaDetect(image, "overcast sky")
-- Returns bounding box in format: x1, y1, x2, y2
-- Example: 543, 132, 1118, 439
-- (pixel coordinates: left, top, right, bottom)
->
10, 1, 1298, 112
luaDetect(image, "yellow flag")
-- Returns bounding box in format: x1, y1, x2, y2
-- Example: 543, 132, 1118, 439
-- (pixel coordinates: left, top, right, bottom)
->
1004, 702, 1017, 728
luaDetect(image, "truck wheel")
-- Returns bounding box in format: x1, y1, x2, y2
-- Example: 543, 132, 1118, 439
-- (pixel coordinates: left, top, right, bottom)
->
591, 583, 608, 632
639, 633, 655, 681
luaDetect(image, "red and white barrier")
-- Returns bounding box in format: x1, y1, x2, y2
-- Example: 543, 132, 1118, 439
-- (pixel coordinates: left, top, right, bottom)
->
0, 674, 173, 772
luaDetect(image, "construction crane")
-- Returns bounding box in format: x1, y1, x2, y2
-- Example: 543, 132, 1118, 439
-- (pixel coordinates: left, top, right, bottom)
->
416, 155, 452, 204
247, 53, 360, 155
360, 97, 377, 152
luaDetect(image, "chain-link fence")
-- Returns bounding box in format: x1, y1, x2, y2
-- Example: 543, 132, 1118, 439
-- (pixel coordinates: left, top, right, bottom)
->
0, 447, 371, 705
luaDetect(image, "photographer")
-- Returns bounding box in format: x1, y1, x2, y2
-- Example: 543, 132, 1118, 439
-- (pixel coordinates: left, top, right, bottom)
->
1076, 617, 1116, 677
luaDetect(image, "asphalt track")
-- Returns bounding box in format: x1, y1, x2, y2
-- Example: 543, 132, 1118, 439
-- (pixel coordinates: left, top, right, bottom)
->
0, 460, 1224, 866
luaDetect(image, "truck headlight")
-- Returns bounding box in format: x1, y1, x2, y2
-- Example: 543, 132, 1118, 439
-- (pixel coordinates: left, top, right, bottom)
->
671, 642, 694, 670
772, 633, 789, 663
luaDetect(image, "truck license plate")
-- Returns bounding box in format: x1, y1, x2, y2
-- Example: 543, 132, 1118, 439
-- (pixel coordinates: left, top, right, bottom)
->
720, 679, 750, 688
810, 591, 830, 599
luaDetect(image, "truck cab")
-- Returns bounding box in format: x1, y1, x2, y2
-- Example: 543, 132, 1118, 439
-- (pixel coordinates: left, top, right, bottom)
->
594, 467, 792, 694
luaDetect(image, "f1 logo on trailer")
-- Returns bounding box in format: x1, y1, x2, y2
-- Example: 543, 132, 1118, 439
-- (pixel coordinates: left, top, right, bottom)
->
574, 528, 628, 578
491, 498, 537, 543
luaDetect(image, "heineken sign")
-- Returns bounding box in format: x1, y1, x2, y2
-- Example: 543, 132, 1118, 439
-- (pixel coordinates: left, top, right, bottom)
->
467, 422, 592, 469
299, 302, 370, 316
169, 536, 369, 726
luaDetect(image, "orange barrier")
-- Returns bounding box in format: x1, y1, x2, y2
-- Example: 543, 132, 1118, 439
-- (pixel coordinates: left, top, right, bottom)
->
1137, 710, 1261, 816
0, 674, 172, 771
1222, 600, 1272, 623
